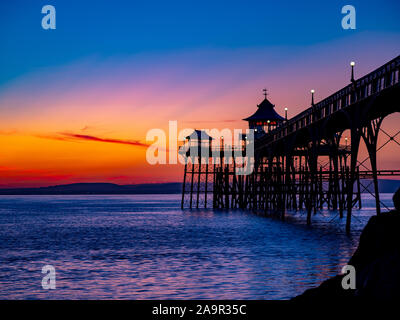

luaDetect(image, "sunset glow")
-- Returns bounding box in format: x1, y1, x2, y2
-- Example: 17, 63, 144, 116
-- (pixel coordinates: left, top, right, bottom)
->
1, 1, 400, 188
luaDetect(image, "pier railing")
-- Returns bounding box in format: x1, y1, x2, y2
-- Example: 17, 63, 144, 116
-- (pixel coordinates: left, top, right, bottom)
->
262, 55, 400, 145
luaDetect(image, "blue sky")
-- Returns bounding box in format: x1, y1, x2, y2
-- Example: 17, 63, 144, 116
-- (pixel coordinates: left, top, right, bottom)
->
1, 0, 400, 86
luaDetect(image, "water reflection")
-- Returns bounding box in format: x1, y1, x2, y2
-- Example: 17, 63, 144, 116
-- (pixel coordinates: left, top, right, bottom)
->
0, 194, 394, 299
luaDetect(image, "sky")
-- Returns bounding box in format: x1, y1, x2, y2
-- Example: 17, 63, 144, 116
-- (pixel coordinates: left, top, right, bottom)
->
0, 0, 400, 188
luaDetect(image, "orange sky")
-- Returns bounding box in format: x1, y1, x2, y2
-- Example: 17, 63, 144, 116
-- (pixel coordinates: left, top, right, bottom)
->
0, 33, 399, 188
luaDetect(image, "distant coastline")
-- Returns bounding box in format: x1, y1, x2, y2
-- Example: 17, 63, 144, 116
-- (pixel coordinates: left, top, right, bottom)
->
0, 179, 399, 195
0, 182, 182, 195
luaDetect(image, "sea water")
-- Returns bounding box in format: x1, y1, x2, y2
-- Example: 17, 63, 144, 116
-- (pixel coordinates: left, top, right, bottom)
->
0, 194, 394, 299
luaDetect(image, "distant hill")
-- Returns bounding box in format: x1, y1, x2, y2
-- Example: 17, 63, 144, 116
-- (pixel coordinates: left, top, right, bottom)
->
0, 183, 182, 195
0, 179, 398, 195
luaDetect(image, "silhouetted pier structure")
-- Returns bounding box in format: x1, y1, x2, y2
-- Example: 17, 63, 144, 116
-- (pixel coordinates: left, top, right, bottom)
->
181, 55, 400, 233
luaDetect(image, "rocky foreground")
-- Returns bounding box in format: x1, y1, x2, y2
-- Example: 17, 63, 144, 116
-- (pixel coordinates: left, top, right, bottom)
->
294, 210, 400, 300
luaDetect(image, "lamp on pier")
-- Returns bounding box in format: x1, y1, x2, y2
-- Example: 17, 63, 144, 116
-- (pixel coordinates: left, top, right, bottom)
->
350, 61, 355, 82
310, 89, 315, 106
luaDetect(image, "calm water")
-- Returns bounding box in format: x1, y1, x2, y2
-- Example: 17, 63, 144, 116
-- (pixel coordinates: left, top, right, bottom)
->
0, 194, 395, 299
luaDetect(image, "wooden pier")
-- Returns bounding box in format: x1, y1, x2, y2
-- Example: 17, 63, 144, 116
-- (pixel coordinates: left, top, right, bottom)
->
181, 55, 400, 233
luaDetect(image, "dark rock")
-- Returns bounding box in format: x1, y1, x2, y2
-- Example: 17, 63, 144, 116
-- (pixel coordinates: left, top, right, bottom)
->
294, 210, 400, 300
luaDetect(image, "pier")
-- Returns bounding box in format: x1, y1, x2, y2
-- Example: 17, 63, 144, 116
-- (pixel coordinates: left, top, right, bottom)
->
181, 55, 400, 233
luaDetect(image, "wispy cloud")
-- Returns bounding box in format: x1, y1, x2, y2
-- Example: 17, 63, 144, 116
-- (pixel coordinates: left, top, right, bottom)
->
0, 129, 18, 135
34, 134, 71, 142
37, 132, 149, 148
184, 119, 240, 124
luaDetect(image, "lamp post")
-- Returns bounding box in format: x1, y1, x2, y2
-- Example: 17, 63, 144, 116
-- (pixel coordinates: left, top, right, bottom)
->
311, 89, 315, 106
350, 61, 355, 82
284, 107, 288, 120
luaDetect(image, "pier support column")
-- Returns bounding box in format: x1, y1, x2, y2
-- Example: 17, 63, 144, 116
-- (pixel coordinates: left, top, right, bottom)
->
346, 125, 362, 234
328, 132, 342, 212
361, 117, 384, 215
306, 137, 319, 225
181, 161, 187, 209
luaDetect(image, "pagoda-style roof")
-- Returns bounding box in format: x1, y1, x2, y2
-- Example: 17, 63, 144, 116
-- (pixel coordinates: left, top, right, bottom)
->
243, 98, 285, 122
185, 129, 213, 141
